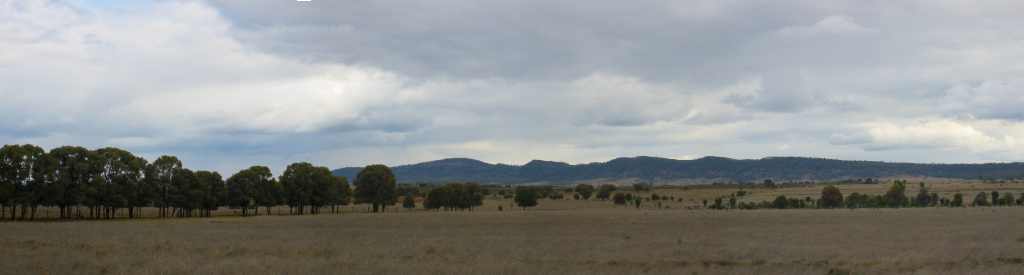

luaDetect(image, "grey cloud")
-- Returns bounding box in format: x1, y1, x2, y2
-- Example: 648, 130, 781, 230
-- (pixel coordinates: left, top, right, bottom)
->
6, 0, 1024, 175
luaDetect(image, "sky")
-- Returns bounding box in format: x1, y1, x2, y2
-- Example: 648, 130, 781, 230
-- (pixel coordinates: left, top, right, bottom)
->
3, 0, 1024, 175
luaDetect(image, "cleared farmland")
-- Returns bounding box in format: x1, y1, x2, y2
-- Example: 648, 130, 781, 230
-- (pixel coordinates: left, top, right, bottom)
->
1, 188, 1023, 274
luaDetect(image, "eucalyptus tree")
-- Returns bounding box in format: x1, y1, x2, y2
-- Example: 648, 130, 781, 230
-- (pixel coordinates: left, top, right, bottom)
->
169, 168, 200, 217
148, 156, 182, 218
195, 170, 225, 217
281, 162, 334, 215
250, 166, 280, 216
353, 165, 397, 213
48, 146, 94, 219
90, 148, 146, 219
309, 166, 339, 214
331, 175, 351, 213
227, 166, 273, 216
0, 144, 46, 220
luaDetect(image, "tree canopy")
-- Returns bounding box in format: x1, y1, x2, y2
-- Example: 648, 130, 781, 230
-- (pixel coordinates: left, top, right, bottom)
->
354, 164, 397, 212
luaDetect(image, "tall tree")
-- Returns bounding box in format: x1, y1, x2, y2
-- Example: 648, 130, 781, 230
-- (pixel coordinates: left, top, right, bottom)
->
330, 175, 351, 213
353, 165, 397, 213
0, 145, 46, 220
49, 146, 93, 219
196, 170, 225, 217
93, 148, 146, 219
246, 166, 276, 216
148, 156, 182, 218
227, 166, 272, 216
281, 162, 314, 215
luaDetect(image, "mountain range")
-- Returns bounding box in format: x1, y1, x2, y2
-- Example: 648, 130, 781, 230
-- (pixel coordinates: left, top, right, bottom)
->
332, 156, 1024, 184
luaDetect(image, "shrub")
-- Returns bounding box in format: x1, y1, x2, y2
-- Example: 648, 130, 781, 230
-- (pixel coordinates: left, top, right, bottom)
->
1001, 192, 1015, 206
574, 184, 595, 200
772, 195, 788, 209
612, 193, 627, 205
820, 185, 843, 208
402, 195, 415, 209
884, 180, 909, 208
951, 193, 964, 207
914, 183, 931, 207
514, 187, 539, 209
973, 192, 990, 207
845, 192, 869, 208
595, 184, 616, 200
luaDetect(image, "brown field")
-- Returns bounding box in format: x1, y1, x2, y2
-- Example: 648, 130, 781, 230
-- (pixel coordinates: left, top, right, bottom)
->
2, 183, 1024, 275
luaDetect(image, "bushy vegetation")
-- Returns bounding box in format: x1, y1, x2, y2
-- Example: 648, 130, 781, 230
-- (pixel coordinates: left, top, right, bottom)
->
709, 181, 1022, 210
595, 184, 616, 200
513, 186, 539, 209
574, 184, 594, 200
423, 183, 484, 211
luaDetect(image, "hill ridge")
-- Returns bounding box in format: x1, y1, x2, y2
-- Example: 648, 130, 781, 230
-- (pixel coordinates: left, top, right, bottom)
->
332, 156, 1024, 184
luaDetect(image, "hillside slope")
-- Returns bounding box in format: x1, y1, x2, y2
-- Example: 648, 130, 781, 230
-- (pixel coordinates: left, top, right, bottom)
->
333, 156, 1024, 184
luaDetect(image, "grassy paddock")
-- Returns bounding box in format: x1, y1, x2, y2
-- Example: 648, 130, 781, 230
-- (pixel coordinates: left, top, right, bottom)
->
1, 207, 1022, 274
2, 182, 1024, 274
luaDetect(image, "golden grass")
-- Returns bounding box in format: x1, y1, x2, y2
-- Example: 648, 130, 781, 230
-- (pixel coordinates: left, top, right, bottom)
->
1, 182, 1023, 274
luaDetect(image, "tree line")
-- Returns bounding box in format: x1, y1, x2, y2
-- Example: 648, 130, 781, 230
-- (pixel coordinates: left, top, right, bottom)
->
0, 144, 398, 220
705, 180, 1024, 210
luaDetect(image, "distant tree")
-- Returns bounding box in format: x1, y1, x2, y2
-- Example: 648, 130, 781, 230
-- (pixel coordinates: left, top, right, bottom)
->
820, 185, 843, 209
1001, 192, 1015, 206
951, 193, 964, 207
169, 168, 201, 217
883, 180, 909, 208
574, 184, 595, 200
50, 146, 94, 219
728, 196, 737, 209
226, 168, 258, 216
772, 195, 788, 209
990, 191, 1001, 206
514, 187, 538, 210
0, 144, 46, 220
149, 156, 183, 218
595, 184, 616, 200
196, 171, 224, 217
402, 195, 416, 209
632, 183, 651, 192
712, 197, 724, 209
972, 192, 990, 207
354, 165, 397, 213
281, 163, 338, 215
845, 192, 872, 208
235, 166, 275, 216
612, 193, 627, 205
914, 183, 931, 207
330, 176, 351, 213
763, 179, 776, 188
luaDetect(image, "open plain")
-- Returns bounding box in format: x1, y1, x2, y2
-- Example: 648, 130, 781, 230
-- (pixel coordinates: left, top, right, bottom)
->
2, 191, 1023, 275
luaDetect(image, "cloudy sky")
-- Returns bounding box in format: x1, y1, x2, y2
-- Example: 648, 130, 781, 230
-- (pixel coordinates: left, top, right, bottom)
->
4, 0, 1024, 174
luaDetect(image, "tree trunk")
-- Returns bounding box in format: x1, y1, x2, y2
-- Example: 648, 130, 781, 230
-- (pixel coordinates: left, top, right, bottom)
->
372, 203, 380, 213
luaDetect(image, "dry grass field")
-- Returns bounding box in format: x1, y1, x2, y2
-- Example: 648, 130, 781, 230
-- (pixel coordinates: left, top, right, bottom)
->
2, 183, 1024, 275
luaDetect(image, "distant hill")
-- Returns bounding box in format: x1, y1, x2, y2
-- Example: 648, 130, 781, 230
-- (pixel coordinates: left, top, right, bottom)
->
332, 156, 1024, 184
